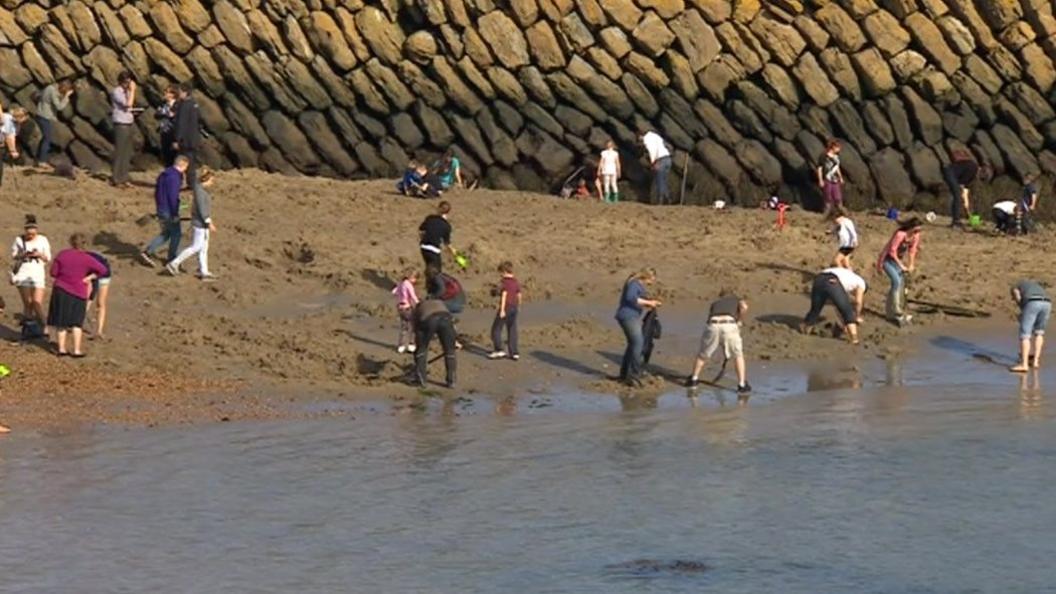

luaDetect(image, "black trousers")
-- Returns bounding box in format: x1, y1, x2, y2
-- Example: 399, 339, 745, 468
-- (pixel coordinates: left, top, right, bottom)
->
421, 247, 442, 272
414, 313, 457, 386
182, 148, 198, 188
804, 273, 855, 326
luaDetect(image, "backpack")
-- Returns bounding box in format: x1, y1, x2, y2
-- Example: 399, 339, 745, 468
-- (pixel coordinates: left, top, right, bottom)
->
20, 319, 45, 341
439, 273, 461, 301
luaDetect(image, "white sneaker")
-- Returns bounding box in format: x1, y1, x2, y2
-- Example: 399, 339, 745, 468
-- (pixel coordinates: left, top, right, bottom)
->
511, 354, 520, 361
165, 262, 179, 276
488, 351, 508, 359
407, 344, 417, 353
397, 345, 407, 354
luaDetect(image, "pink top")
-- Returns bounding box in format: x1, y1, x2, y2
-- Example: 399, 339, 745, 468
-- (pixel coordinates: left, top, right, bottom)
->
877, 230, 920, 270
392, 279, 419, 309
50, 249, 108, 300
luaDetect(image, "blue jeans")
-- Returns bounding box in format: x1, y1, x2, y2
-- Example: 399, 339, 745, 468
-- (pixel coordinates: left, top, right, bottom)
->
35, 116, 53, 166
1019, 300, 1051, 339
618, 316, 644, 380
653, 156, 672, 204
882, 258, 905, 320
145, 216, 182, 261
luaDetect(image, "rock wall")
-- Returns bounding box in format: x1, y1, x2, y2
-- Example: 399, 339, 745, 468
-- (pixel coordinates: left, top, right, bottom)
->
1, 0, 1055, 210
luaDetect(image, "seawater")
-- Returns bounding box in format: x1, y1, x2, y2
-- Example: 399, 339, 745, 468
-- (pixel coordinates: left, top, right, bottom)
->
1, 334, 1055, 593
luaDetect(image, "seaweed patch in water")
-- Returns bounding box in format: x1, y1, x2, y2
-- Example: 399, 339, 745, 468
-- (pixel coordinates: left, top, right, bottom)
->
605, 559, 710, 577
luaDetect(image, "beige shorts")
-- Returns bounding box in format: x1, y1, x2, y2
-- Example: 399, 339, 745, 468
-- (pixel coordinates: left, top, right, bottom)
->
699, 322, 743, 360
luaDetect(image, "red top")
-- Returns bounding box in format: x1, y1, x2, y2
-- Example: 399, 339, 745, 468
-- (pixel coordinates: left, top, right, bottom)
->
877, 230, 920, 270
500, 276, 521, 310
51, 249, 109, 300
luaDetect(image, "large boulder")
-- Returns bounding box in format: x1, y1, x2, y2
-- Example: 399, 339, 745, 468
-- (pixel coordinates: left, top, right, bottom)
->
904, 12, 961, 74
815, 4, 866, 52
869, 148, 915, 205
668, 9, 720, 71
526, 20, 566, 70
862, 9, 910, 56
749, 14, 805, 67
477, 11, 530, 68
599, 0, 643, 30
901, 86, 944, 146
212, 0, 254, 53
631, 11, 675, 57
792, 52, 839, 107
515, 125, 575, 175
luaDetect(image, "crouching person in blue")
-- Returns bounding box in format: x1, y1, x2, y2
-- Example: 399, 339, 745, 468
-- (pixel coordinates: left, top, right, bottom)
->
397, 160, 440, 198
413, 298, 457, 388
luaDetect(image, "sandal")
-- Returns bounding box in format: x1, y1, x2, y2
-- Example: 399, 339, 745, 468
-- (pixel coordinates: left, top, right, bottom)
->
70, 353, 86, 359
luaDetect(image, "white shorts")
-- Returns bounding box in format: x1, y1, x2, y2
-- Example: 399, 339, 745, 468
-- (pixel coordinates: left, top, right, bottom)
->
699, 322, 743, 360
12, 273, 46, 289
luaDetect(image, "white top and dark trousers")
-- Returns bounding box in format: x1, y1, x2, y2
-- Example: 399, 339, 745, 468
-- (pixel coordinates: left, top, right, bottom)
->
804, 268, 866, 327
642, 131, 672, 205
110, 86, 135, 185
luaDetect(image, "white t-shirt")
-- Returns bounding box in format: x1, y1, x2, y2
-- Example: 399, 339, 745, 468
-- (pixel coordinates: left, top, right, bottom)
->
642, 132, 670, 164
599, 148, 620, 176
993, 200, 1016, 215
11, 234, 51, 285
0, 113, 16, 138
835, 217, 858, 249
823, 267, 866, 292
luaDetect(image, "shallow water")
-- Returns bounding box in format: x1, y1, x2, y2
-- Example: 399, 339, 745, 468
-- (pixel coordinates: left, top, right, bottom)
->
2, 334, 1055, 592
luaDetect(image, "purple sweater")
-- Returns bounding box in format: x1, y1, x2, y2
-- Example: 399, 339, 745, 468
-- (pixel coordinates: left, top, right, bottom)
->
154, 167, 183, 218
51, 249, 108, 300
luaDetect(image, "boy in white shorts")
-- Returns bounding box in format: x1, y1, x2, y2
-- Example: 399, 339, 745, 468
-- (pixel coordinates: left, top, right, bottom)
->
597, 140, 621, 203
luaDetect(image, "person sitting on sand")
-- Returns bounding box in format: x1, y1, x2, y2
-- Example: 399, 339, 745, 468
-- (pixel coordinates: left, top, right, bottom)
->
832, 206, 858, 269
1009, 280, 1050, 373
86, 250, 111, 339
488, 261, 521, 361
412, 297, 458, 388
877, 217, 922, 327
418, 201, 458, 271
800, 267, 866, 345
140, 155, 189, 267
393, 268, 419, 354
397, 160, 439, 198
47, 233, 109, 358
687, 291, 751, 394
435, 149, 463, 190
574, 178, 591, 199
11, 214, 51, 331
166, 166, 218, 280
615, 268, 662, 387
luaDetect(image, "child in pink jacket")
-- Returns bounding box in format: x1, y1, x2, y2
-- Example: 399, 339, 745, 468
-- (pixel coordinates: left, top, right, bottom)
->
393, 269, 419, 353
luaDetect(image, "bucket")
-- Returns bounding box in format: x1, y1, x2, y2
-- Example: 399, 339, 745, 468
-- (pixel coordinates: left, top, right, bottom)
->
886, 207, 900, 221
969, 214, 982, 228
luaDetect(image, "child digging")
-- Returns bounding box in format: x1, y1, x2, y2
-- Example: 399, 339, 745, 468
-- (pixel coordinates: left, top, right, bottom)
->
393, 269, 419, 354
488, 261, 522, 361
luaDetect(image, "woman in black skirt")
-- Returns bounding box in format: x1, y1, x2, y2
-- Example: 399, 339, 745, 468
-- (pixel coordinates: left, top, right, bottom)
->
47, 233, 108, 357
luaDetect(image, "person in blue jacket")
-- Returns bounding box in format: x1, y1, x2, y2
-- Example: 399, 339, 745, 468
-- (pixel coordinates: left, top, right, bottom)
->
615, 268, 662, 387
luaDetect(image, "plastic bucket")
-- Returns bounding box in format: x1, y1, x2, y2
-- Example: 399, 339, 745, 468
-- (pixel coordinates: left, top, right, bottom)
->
886, 207, 900, 221
969, 214, 982, 228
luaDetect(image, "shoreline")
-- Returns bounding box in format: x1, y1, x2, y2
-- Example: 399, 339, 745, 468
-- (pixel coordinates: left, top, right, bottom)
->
0, 169, 1048, 431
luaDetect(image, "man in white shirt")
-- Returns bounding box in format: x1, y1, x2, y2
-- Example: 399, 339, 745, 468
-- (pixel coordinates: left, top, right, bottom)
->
800, 267, 867, 344
639, 127, 672, 204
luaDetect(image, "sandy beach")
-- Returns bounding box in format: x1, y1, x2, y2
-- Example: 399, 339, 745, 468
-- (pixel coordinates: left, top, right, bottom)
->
0, 166, 1047, 428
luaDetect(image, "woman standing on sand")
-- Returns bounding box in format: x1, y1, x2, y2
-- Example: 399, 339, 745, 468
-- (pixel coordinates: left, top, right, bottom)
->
86, 250, 112, 338
47, 233, 109, 357
877, 217, 922, 327
615, 269, 662, 387
11, 215, 51, 328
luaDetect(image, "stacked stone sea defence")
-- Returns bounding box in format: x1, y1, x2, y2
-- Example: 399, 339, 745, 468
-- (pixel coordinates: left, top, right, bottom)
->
1, 0, 1055, 210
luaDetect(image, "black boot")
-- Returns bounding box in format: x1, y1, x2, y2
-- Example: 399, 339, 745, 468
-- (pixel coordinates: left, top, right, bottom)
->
413, 352, 427, 387
444, 354, 457, 388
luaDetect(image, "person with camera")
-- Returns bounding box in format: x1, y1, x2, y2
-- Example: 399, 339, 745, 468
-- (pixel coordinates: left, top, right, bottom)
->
34, 79, 74, 169
11, 214, 51, 332
110, 71, 138, 188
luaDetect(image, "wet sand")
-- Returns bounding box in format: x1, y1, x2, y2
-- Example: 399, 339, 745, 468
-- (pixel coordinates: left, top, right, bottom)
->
0, 167, 1047, 428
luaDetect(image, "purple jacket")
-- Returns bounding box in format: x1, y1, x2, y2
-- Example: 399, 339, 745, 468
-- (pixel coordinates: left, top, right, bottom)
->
154, 167, 183, 218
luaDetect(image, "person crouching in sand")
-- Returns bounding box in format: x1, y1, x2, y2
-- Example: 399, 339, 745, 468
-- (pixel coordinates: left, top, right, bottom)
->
48, 233, 109, 357
800, 267, 866, 345
615, 268, 661, 387
393, 269, 419, 354
687, 291, 751, 394
1009, 280, 1050, 373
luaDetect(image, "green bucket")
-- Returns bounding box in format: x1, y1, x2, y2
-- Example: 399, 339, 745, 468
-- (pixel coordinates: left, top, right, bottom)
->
969, 214, 982, 228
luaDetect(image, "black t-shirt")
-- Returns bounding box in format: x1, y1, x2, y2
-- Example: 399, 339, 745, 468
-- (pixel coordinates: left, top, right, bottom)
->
709, 296, 741, 319
419, 214, 451, 248
948, 160, 979, 186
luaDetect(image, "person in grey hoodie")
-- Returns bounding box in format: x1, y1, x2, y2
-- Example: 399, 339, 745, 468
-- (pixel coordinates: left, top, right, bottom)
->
34, 80, 74, 168
166, 166, 216, 281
